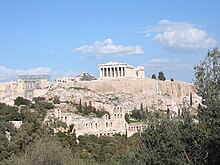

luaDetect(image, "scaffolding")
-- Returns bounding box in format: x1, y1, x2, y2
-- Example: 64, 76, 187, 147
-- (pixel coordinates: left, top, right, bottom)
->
18, 74, 50, 81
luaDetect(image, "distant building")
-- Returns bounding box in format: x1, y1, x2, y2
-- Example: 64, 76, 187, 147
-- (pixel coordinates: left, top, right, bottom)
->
56, 76, 75, 83
56, 72, 96, 83
99, 62, 145, 79
0, 74, 50, 105
18, 74, 50, 99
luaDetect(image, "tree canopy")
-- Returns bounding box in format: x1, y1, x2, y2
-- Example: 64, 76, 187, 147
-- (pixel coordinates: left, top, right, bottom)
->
158, 71, 166, 81
194, 48, 220, 164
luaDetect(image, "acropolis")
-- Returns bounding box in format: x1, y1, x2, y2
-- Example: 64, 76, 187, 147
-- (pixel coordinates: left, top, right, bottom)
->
99, 62, 145, 79
0, 62, 201, 138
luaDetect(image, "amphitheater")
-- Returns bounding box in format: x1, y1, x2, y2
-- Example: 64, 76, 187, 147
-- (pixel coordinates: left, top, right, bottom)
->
46, 104, 146, 137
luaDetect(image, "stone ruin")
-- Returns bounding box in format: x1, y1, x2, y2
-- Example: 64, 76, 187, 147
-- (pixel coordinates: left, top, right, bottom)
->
46, 105, 146, 137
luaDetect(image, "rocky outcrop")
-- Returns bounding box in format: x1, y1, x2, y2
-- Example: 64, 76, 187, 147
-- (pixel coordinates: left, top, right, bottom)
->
46, 79, 201, 115
61, 79, 195, 97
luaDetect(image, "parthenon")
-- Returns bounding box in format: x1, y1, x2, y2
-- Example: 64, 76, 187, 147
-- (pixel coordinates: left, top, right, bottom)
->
99, 62, 145, 79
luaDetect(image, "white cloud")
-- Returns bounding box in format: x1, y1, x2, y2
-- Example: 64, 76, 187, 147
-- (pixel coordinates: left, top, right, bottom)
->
19, 67, 52, 75
73, 38, 144, 58
0, 66, 52, 82
144, 20, 216, 52
145, 58, 192, 70
147, 58, 170, 66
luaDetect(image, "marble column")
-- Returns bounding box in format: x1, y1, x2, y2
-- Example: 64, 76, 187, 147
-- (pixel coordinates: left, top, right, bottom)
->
106, 68, 108, 77
108, 68, 110, 77
109, 67, 112, 78
100, 68, 103, 78
118, 67, 120, 77
104, 68, 107, 77
112, 67, 114, 77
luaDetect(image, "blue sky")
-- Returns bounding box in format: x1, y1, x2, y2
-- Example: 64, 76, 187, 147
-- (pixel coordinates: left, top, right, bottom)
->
0, 0, 219, 82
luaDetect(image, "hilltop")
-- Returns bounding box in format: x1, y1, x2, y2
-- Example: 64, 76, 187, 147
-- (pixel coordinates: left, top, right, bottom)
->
46, 78, 201, 114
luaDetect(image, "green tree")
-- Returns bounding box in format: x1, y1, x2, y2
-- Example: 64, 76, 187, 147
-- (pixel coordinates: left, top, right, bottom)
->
138, 116, 185, 164
52, 96, 60, 104
32, 97, 45, 102
140, 103, 144, 112
189, 92, 193, 106
0, 103, 21, 161
131, 108, 142, 121
77, 99, 83, 113
14, 97, 31, 106
0, 103, 21, 121
158, 71, 166, 81
124, 114, 130, 124
10, 99, 52, 153
6, 138, 88, 165
151, 74, 156, 79
178, 105, 208, 164
194, 48, 220, 164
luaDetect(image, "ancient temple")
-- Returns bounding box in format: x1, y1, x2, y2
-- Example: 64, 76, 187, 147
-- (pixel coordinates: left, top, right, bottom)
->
99, 62, 145, 79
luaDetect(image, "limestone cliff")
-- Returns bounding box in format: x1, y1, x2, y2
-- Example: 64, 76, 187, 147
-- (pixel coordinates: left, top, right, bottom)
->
72, 79, 196, 97
46, 79, 201, 115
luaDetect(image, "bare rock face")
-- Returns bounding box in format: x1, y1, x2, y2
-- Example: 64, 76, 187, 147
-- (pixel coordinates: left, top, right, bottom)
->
80, 79, 196, 97
46, 79, 201, 115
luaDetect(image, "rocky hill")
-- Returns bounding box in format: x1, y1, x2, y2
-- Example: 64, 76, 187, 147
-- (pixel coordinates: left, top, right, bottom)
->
46, 78, 201, 115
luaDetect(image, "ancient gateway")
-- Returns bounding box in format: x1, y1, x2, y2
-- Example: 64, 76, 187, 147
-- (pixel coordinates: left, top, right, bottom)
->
99, 62, 145, 79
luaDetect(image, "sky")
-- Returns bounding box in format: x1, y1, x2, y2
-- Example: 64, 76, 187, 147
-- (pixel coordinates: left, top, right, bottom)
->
0, 0, 219, 82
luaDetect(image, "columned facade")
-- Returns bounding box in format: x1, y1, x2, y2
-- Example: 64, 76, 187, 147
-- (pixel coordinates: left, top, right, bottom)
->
99, 62, 145, 79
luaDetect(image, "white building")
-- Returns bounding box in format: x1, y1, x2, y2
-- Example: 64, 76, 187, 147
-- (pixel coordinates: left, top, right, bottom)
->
99, 62, 145, 79
56, 76, 75, 83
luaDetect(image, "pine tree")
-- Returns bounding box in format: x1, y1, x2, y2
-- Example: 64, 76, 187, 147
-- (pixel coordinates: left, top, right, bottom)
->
151, 74, 156, 79
158, 71, 166, 81
78, 99, 82, 113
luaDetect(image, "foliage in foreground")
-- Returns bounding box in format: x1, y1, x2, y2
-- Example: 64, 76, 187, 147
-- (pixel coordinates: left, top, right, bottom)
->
194, 48, 220, 164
